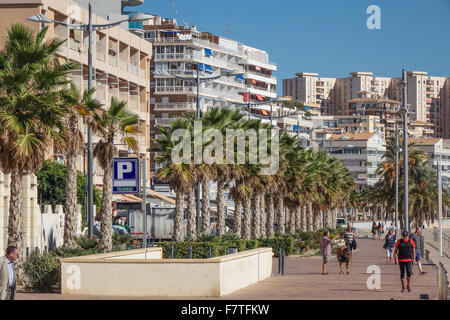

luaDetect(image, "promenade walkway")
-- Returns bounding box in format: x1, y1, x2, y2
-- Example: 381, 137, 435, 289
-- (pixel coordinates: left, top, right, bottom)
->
16, 237, 439, 300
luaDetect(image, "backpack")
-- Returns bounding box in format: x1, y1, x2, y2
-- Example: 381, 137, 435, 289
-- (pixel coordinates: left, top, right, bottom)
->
352, 238, 357, 250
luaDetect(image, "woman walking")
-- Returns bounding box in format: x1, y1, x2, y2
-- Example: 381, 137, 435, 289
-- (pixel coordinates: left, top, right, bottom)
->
384, 229, 396, 263
371, 221, 377, 240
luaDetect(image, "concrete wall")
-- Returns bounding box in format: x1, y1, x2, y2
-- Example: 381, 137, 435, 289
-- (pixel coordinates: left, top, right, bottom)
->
61, 247, 273, 297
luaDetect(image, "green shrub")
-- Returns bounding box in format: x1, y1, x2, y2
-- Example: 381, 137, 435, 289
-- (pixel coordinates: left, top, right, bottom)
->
258, 237, 294, 256
245, 239, 260, 250
220, 233, 241, 242
196, 233, 220, 242
76, 237, 101, 251
24, 251, 60, 292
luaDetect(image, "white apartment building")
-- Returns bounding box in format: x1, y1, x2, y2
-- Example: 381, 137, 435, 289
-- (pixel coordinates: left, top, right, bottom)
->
322, 132, 386, 189
132, 15, 277, 172
409, 138, 450, 187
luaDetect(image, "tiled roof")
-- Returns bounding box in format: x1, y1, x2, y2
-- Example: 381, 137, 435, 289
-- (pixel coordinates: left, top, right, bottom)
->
409, 138, 441, 146
327, 132, 377, 141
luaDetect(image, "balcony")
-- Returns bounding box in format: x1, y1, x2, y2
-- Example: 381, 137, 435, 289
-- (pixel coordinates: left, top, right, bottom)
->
155, 118, 174, 126
154, 86, 196, 94
154, 102, 197, 111
119, 59, 128, 72
154, 53, 193, 61
129, 95, 139, 109
109, 55, 117, 67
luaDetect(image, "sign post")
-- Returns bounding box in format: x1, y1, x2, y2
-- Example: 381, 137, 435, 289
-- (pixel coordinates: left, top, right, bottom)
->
142, 158, 147, 248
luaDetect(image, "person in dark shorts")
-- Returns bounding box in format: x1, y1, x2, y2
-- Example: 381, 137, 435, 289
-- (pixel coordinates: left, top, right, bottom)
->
394, 231, 416, 292
409, 227, 426, 275
336, 242, 350, 275
371, 221, 377, 240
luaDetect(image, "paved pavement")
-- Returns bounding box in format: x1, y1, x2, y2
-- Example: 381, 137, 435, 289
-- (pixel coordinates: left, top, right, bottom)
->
16, 237, 439, 300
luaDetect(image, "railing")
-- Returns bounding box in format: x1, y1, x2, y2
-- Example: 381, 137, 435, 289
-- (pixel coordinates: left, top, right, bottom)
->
155, 86, 196, 93
433, 228, 450, 251
130, 64, 138, 75
69, 38, 80, 51
439, 262, 449, 300
154, 102, 196, 111
119, 59, 128, 72
155, 118, 173, 126
109, 55, 117, 67
139, 67, 146, 78
96, 51, 105, 62
246, 70, 276, 80
155, 53, 193, 60
129, 95, 139, 109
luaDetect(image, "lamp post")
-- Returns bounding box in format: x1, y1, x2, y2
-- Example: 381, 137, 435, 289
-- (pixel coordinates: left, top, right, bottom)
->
27, 7, 153, 239
395, 123, 400, 233
396, 69, 408, 232
157, 66, 244, 231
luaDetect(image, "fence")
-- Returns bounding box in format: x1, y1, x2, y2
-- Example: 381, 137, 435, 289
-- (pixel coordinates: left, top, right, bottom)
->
438, 262, 449, 300
433, 228, 450, 252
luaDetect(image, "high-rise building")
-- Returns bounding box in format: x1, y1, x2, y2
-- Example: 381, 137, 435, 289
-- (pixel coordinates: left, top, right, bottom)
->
283, 71, 450, 139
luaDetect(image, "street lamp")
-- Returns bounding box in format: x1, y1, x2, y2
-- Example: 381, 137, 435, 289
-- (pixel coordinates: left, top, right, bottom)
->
27, 6, 153, 239
157, 66, 244, 231
396, 69, 408, 232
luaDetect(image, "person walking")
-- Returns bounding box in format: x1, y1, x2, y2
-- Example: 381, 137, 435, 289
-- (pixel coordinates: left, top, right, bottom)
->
377, 222, 383, 240
336, 240, 350, 275
371, 221, 377, 240
344, 225, 355, 274
410, 227, 426, 275
384, 229, 396, 263
320, 230, 338, 275
394, 231, 416, 292
0, 246, 18, 300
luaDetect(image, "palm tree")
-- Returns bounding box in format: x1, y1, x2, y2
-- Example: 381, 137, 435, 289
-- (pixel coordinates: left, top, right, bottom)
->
152, 118, 194, 241
0, 23, 75, 281
92, 98, 140, 252
59, 84, 102, 248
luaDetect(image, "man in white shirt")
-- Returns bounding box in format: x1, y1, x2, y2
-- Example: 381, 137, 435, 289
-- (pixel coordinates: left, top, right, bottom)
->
0, 246, 18, 300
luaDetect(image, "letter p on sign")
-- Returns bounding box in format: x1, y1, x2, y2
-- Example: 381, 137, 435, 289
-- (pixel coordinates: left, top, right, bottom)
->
117, 162, 132, 179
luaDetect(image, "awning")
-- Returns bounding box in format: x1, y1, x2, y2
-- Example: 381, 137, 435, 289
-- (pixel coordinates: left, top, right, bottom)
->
260, 109, 270, 116
255, 66, 261, 71
205, 64, 213, 72
256, 94, 264, 101
236, 74, 244, 80
242, 92, 249, 102
198, 63, 204, 71
204, 48, 213, 56
251, 79, 257, 84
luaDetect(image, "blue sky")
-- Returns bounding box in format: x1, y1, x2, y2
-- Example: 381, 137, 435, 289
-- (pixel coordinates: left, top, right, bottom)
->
130, 0, 450, 95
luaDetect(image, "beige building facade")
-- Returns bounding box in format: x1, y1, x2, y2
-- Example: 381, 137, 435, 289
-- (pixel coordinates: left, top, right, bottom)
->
0, 0, 153, 183
283, 71, 450, 139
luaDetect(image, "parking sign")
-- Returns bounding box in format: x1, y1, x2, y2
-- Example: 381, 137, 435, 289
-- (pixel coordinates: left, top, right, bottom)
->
113, 158, 140, 194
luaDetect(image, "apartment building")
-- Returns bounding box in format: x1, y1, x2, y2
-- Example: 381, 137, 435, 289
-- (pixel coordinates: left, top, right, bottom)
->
283, 71, 450, 139
0, 0, 153, 183
129, 15, 277, 173
322, 133, 386, 189
409, 138, 450, 187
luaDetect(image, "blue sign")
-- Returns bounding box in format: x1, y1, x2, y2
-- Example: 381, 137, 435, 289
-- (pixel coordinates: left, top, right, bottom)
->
113, 158, 140, 194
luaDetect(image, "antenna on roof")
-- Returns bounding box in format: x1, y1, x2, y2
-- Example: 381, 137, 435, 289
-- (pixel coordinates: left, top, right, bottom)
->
182, 20, 189, 28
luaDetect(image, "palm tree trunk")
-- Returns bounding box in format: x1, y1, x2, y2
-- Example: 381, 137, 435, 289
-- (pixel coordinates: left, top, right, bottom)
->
173, 189, 184, 241
242, 196, 251, 240
306, 202, 313, 232
216, 180, 225, 237
7, 170, 26, 284
100, 161, 113, 252
187, 185, 196, 239
266, 194, 275, 238
251, 194, 260, 239
301, 205, 307, 231
233, 198, 242, 236
295, 205, 302, 231
276, 194, 285, 234
288, 207, 295, 234
201, 178, 210, 234
259, 193, 266, 237
312, 206, 319, 231
64, 148, 78, 248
